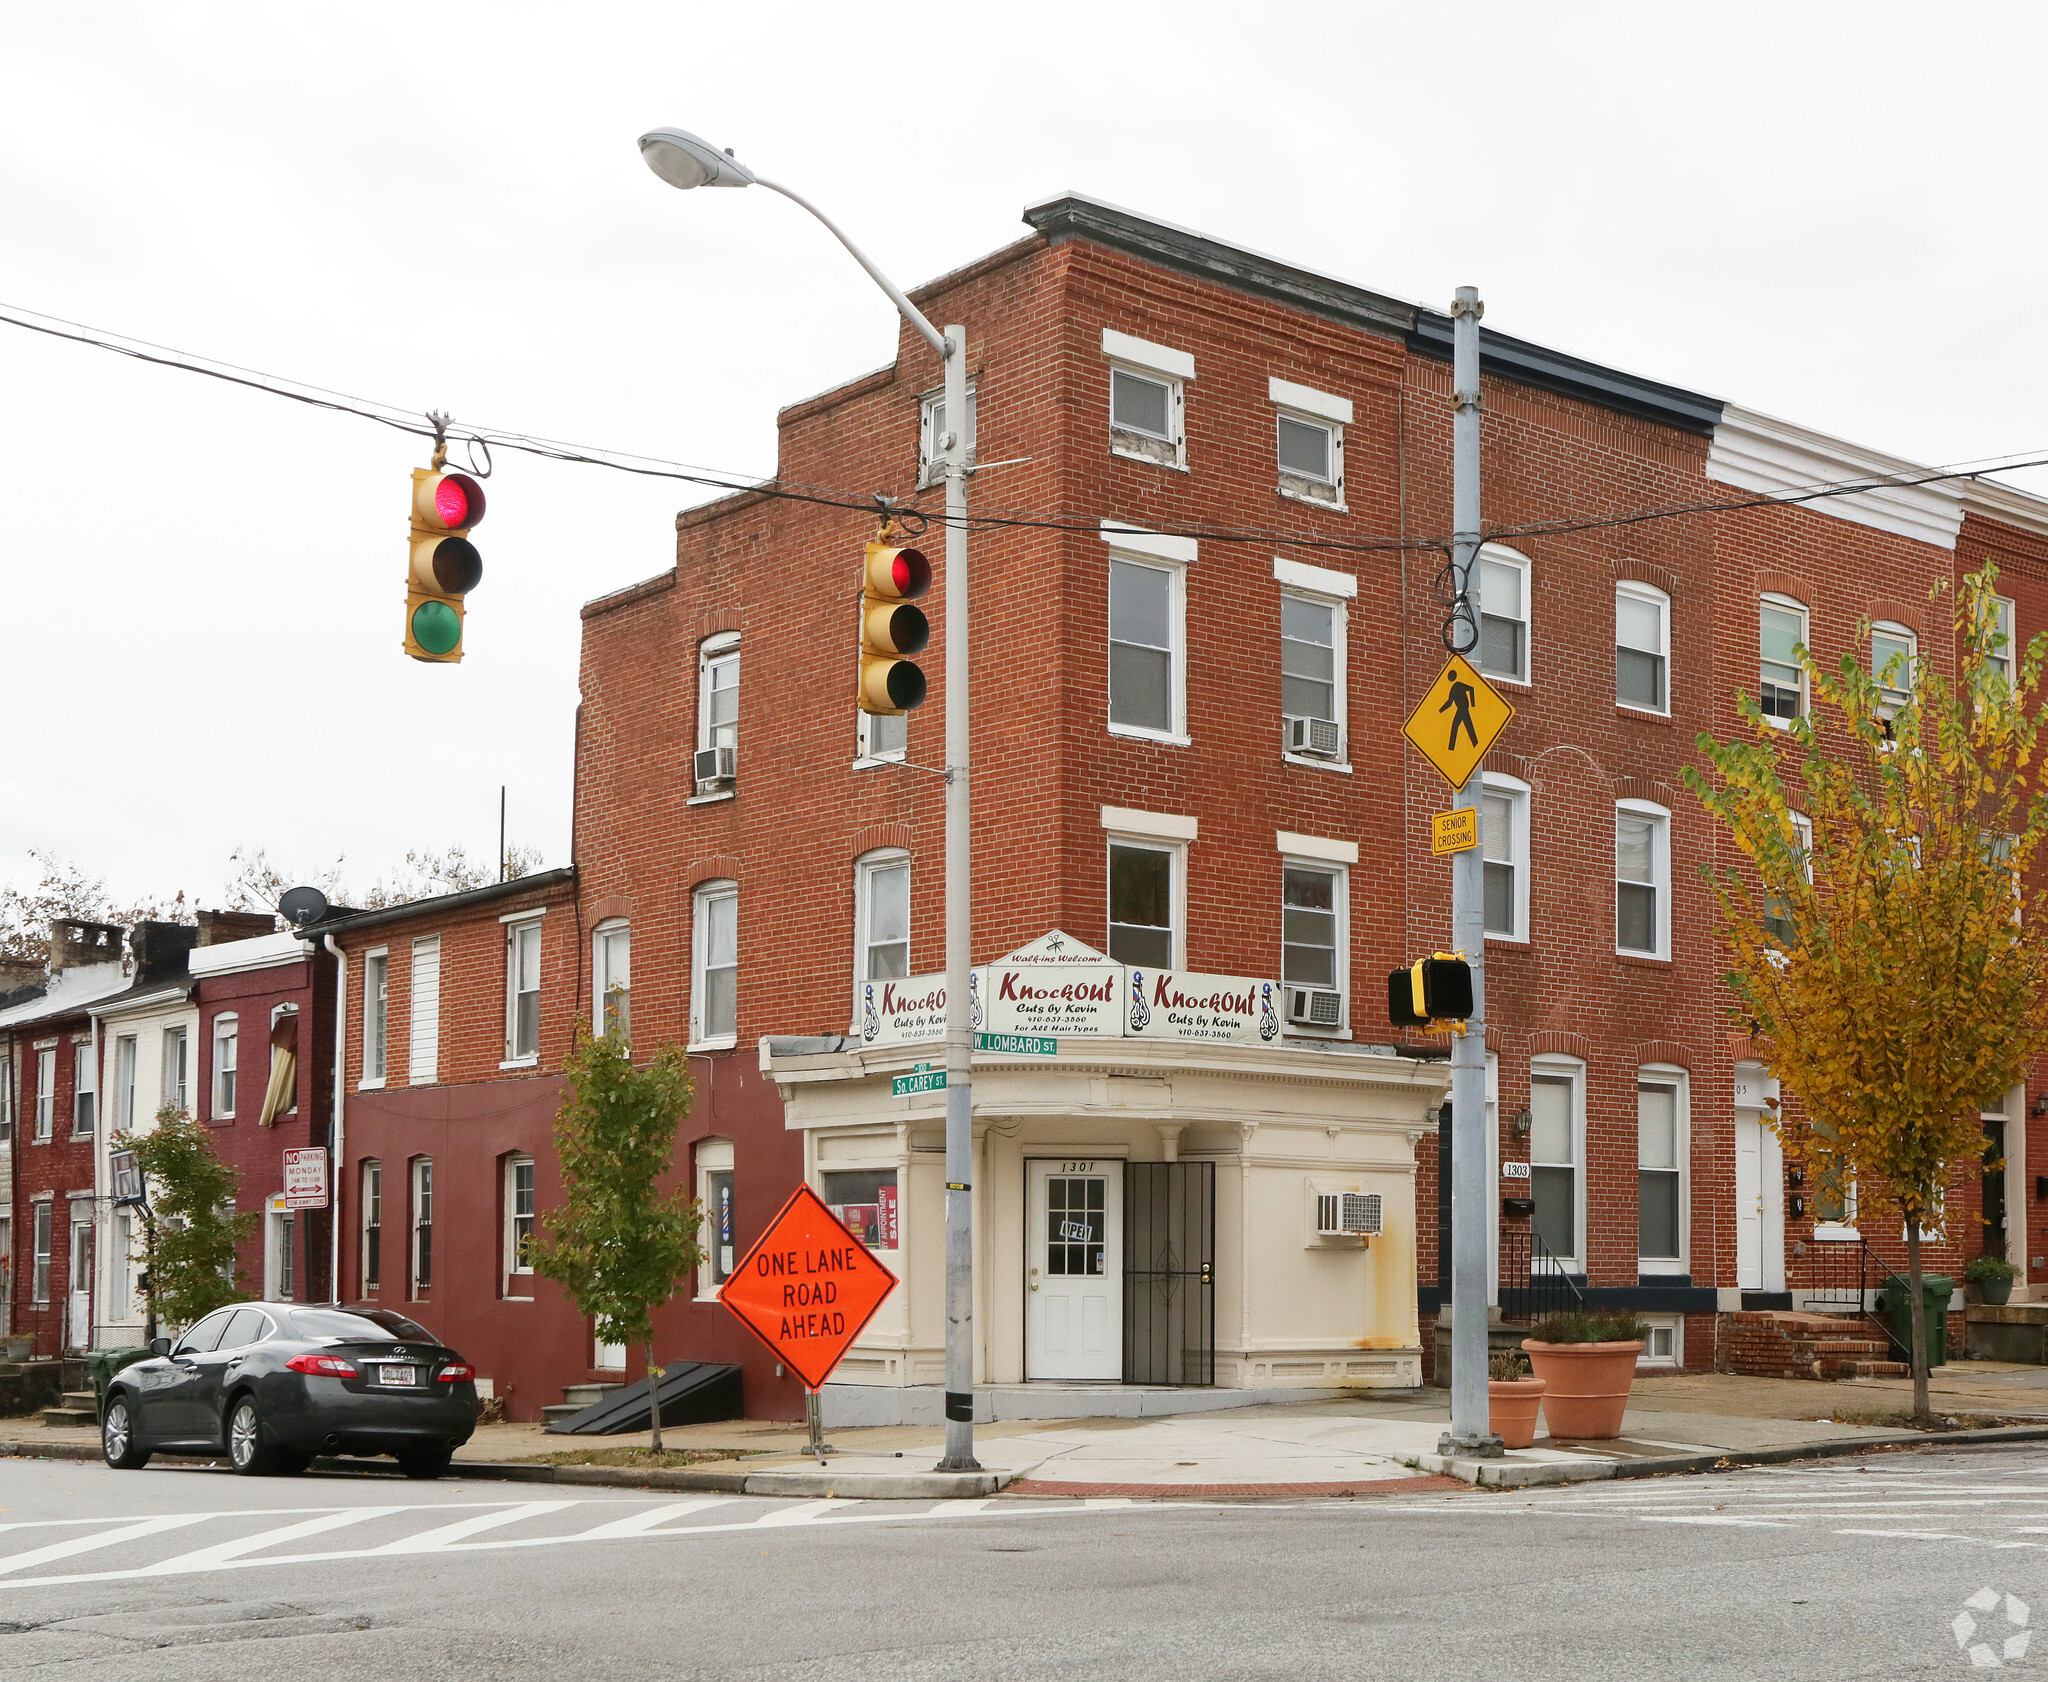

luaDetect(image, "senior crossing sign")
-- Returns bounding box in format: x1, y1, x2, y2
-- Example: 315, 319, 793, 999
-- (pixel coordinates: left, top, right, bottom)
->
717, 1183, 900, 1391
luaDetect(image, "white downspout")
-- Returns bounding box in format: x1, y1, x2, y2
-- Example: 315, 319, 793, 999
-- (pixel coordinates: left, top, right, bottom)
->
324, 934, 347, 1306
89, 1010, 102, 1352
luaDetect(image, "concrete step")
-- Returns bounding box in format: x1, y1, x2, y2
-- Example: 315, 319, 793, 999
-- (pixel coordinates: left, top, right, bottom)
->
39, 1405, 97, 1428
539, 1404, 584, 1426
559, 1382, 623, 1410
58, 1390, 97, 1409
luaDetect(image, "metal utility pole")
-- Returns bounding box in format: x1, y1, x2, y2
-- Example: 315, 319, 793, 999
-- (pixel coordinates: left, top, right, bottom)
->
1441, 285, 1501, 1459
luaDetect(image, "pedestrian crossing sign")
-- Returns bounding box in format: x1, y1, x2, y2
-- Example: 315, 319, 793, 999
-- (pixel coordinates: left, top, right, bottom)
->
1403, 654, 1514, 790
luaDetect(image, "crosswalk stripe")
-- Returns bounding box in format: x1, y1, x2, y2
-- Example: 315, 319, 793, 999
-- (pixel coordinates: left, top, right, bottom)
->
138, 1507, 407, 1574
569, 1499, 735, 1540
0, 1513, 213, 1575
752, 1500, 850, 1528
1639, 1516, 1795, 1527
368, 1500, 578, 1553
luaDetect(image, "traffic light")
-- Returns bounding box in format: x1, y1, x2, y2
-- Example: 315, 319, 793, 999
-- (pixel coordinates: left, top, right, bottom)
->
859, 537, 931, 714
1386, 952, 1474, 1028
405, 467, 485, 662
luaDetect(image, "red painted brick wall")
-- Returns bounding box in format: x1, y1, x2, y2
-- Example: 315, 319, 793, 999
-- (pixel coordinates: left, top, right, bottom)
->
6, 1012, 97, 1358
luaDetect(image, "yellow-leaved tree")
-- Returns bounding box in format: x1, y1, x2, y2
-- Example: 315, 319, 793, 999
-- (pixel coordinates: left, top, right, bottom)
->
1686, 567, 2048, 1422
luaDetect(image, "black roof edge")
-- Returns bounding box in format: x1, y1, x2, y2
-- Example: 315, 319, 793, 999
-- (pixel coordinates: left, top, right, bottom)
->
1407, 311, 1723, 438
1023, 194, 1416, 340
305, 867, 578, 939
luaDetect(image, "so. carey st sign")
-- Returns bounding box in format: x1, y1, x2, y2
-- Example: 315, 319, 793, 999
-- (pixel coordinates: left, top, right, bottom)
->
855, 930, 1283, 1050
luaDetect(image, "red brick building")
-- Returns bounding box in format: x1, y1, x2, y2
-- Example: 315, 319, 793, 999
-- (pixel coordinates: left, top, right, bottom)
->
310, 195, 2048, 1417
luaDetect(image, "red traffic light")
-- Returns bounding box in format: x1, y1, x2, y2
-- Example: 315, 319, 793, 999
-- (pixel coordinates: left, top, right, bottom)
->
864, 543, 930, 600
413, 471, 486, 532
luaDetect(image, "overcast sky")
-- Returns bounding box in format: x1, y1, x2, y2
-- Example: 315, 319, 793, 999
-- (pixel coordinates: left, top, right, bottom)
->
6, 2, 2045, 914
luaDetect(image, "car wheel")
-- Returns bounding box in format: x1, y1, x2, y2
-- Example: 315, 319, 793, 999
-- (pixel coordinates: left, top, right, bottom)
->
398, 1449, 453, 1480
226, 1396, 287, 1476
101, 1395, 150, 1470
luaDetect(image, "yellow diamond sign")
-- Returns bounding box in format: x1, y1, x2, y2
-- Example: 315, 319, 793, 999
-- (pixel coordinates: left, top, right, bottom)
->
1403, 655, 1515, 790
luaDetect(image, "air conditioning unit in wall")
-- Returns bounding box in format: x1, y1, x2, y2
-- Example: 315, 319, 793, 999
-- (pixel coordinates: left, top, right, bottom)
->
1286, 716, 1343, 759
1316, 1192, 1382, 1238
693, 746, 736, 788
1286, 985, 1342, 1028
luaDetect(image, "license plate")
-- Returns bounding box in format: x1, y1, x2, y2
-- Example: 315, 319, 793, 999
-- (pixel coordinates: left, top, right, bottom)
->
376, 1365, 419, 1387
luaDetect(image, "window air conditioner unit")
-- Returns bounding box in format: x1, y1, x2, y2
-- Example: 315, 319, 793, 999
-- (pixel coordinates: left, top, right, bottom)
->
1317, 1191, 1382, 1238
693, 746, 736, 787
1286, 716, 1342, 758
1286, 985, 1342, 1027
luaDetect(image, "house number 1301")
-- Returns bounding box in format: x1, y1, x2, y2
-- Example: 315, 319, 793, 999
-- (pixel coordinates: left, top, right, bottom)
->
1061, 1161, 1096, 1173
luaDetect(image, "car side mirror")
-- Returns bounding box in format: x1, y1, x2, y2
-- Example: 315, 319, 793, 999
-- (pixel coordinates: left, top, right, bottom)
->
149, 1338, 172, 1357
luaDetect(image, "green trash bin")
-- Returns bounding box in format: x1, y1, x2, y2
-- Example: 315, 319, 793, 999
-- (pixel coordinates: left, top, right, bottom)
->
1880, 1274, 1955, 1369
83, 1348, 151, 1423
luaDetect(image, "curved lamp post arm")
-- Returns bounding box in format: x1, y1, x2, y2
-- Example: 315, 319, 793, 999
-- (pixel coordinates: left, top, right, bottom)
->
754, 176, 950, 360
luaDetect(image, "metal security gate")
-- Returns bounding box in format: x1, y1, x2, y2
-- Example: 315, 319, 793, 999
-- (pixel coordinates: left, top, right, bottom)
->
1122, 1162, 1214, 1386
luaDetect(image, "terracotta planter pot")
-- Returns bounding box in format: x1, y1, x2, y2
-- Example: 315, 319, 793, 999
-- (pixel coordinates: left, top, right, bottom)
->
1521, 1339, 1644, 1440
1489, 1377, 1547, 1449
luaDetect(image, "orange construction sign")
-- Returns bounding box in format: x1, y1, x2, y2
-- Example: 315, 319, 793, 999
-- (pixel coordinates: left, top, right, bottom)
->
717, 1183, 900, 1391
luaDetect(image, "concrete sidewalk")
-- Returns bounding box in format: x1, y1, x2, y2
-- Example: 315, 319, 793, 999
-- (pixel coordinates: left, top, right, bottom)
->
12, 1366, 2048, 1497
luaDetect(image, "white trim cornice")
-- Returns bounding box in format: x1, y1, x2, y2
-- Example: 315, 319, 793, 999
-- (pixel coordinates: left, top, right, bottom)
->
1962, 477, 2048, 543
1706, 404, 1963, 550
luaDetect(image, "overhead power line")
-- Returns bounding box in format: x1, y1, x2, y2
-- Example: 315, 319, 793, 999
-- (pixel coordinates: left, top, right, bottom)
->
5, 300, 2046, 560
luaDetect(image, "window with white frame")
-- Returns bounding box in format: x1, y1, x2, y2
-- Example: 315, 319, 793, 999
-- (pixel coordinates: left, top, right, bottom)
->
1764, 811, 1813, 948
1104, 329, 1191, 469
160, 1026, 187, 1114
1615, 800, 1672, 958
72, 1041, 94, 1136
1269, 377, 1350, 509
856, 852, 911, 981
1280, 593, 1343, 757
505, 1154, 535, 1291
1616, 581, 1670, 713
505, 917, 541, 1063
34, 1046, 54, 1140
859, 707, 907, 764
32, 1201, 53, 1304
361, 1159, 382, 1295
409, 936, 441, 1086
1985, 595, 2017, 691
698, 1138, 736, 1293
1638, 1317, 1682, 1368
1482, 773, 1531, 942
1871, 620, 1916, 724
1759, 595, 1807, 723
0, 1052, 12, 1141
410, 1157, 433, 1297
112, 1034, 136, 1131
1477, 546, 1530, 684
363, 950, 388, 1084
691, 881, 739, 1047
1638, 1071, 1687, 1271
1528, 1061, 1584, 1269
1281, 862, 1345, 1023
212, 1015, 238, 1118
594, 920, 631, 1041
1107, 841, 1178, 968
1108, 553, 1185, 737
917, 383, 977, 487
697, 632, 739, 776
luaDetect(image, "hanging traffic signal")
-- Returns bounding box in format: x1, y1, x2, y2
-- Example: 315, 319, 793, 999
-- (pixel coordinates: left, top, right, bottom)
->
1386, 952, 1474, 1028
859, 537, 931, 714
405, 467, 485, 662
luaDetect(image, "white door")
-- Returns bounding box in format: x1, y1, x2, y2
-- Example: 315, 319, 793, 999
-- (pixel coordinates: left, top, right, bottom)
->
1027, 1159, 1122, 1381
68, 1221, 94, 1350
1734, 1109, 1786, 1293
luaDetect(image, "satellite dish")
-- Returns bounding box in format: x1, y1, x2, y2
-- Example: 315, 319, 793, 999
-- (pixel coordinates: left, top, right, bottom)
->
279, 886, 330, 928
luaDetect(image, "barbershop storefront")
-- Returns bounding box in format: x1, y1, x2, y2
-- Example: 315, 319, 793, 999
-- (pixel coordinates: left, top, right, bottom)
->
767, 935, 1447, 1418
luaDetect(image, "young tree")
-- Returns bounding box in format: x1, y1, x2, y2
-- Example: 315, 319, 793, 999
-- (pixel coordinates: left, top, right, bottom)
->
125, 1108, 258, 1331
529, 1028, 702, 1451
1687, 567, 2048, 1422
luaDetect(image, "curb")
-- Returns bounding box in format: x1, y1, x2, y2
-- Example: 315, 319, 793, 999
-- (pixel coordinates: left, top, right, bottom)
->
1413, 1423, 2048, 1488
0, 1440, 1010, 1499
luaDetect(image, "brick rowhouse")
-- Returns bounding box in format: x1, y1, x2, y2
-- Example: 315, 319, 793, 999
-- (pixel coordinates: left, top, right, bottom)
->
310, 195, 2048, 1419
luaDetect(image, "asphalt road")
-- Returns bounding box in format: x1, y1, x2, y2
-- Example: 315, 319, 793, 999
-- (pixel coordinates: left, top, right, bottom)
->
6, 1445, 2048, 1679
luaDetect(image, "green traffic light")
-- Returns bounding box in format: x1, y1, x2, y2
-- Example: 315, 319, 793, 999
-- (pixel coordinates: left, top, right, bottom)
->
411, 599, 462, 656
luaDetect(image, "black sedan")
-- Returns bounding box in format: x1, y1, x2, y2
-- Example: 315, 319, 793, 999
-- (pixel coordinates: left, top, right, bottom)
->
102, 1302, 478, 1478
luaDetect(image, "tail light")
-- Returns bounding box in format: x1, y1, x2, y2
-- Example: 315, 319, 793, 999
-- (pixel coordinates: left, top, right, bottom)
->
287, 1353, 358, 1377
436, 1363, 476, 1383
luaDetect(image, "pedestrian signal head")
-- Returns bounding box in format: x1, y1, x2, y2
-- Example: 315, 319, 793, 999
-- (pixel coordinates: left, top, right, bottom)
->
1386, 952, 1474, 1028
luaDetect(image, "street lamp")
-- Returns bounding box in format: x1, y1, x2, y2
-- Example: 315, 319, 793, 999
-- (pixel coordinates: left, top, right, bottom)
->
638, 127, 982, 1473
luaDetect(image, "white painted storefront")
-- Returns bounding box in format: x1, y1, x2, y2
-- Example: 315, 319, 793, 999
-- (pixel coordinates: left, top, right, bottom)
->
765, 933, 1448, 1421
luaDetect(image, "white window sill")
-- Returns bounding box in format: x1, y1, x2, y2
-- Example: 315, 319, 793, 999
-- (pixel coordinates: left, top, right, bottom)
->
1762, 715, 1796, 731
356, 1078, 386, 1092
687, 788, 737, 806
1485, 931, 1530, 946
1617, 702, 1672, 720
1812, 1224, 1862, 1242
499, 1056, 539, 1072
1284, 1026, 1354, 1042
1638, 1259, 1689, 1276
688, 1037, 739, 1054
503, 1294, 534, 1303
1616, 947, 1672, 964
1109, 443, 1189, 473
1282, 751, 1352, 774
1481, 669, 1532, 690
1278, 485, 1347, 513
1108, 723, 1192, 748
851, 754, 907, 771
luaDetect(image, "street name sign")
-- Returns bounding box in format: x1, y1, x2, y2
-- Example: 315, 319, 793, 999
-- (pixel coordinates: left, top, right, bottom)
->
974, 1031, 1056, 1055
892, 1063, 947, 1095
717, 1183, 899, 1391
1403, 654, 1515, 790
1431, 808, 1479, 855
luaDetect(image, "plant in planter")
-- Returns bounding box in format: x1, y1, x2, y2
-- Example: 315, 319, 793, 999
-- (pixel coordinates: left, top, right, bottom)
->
1488, 1347, 1546, 1450
1521, 1311, 1648, 1440
1964, 1254, 2022, 1306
